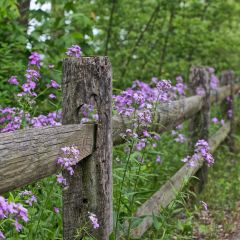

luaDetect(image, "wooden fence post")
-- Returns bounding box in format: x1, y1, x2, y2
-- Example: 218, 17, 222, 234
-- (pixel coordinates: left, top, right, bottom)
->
61, 57, 113, 239
220, 70, 235, 152
189, 66, 211, 193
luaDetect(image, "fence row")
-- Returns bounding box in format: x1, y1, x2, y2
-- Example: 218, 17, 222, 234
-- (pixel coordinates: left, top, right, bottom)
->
0, 57, 239, 239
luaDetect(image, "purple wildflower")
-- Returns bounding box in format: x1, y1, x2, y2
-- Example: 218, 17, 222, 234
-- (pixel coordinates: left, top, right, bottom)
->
13, 220, 22, 232
196, 87, 205, 96
54, 207, 60, 214
227, 109, 233, 119
175, 133, 186, 143
137, 110, 152, 125
28, 52, 41, 68
156, 80, 172, 102
210, 74, 219, 90
56, 146, 80, 176
212, 117, 218, 124
66, 45, 81, 58
135, 139, 146, 151
156, 155, 161, 163
25, 195, 37, 206
8, 76, 19, 85
88, 212, 99, 229
195, 140, 214, 166
200, 200, 208, 211
47, 80, 60, 89
0, 231, 5, 239
56, 173, 67, 186
49, 93, 56, 99
25, 69, 40, 81
221, 119, 225, 126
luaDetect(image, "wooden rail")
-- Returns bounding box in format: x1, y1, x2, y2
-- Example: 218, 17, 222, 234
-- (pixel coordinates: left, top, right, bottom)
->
0, 58, 239, 239
0, 84, 239, 194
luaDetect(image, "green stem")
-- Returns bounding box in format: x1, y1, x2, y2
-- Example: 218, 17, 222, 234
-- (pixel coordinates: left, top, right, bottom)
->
114, 140, 135, 239
126, 153, 144, 239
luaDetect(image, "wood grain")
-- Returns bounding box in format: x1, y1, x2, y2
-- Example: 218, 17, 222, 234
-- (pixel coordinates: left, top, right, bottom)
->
0, 124, 94, 194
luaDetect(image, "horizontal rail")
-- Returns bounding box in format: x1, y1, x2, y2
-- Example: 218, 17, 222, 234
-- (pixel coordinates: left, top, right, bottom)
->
0, 84, 239, 194
124, 122, 231, 238
0, 124, 95, 194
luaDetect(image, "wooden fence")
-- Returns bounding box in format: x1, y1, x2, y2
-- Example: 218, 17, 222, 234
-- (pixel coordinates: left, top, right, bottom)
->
0, 57, 239, 240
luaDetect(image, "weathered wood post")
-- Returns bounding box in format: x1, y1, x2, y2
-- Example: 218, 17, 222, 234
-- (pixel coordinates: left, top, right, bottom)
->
189, 66, 211, 193
220, 70, 235, 152
62, 57, 113, 239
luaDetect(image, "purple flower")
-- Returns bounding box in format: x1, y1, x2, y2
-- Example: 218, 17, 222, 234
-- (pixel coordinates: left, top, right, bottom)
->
212, 117, 218, 124
25, 69, 40, 81
175, 133, 186, 143
56, 174, 67, 186
54, 207, 60, 214
28, 52, 41, 67
143, 130, 150, 137
221, 119, 225, 126
200, 200, 208, 211
210, 74, 219, 90
19, 190, 37, 206
47, 80, 60, 89
156, 155, 161, 163
195, 140, 214, 166
25, 195, 37, 206
0, 231, 5, 239
13, 220, 22, 232
88, 212, 99, 229
174, 76, 186, 95
66, 45, 81, 58
22, 80, 36, 93
137, 110, 152, 125
196, 87, 205, 96
56, 146, 80, 177
156, 80, 172, 102
8, 76, 19, 85
49, 93, 56, 99
227, 109, 233, 119
153, 134, 160, 141
135, 139, 146, 151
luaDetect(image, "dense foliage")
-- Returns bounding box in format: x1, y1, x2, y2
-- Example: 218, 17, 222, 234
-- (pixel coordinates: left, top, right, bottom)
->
1, 0, 240, 101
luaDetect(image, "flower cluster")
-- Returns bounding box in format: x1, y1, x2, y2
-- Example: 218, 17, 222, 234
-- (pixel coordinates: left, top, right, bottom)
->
66, 45, 81, 58
172, 76, 187, 97
0, 107, 61, 132
113, 79, 172, 122
209, 67, 219, 90
19, 190, 37, 206
79, 103, 99, 124
211, 117, 225, 126
28, 52, 41, 68
182, 140, 214, 167
88, 212, 99, 229
0, 196, 28, 237
56, 146, 80, 186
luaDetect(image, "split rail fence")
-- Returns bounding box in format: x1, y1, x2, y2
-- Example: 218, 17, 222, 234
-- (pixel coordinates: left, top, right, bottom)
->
0, 57, 240, 239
